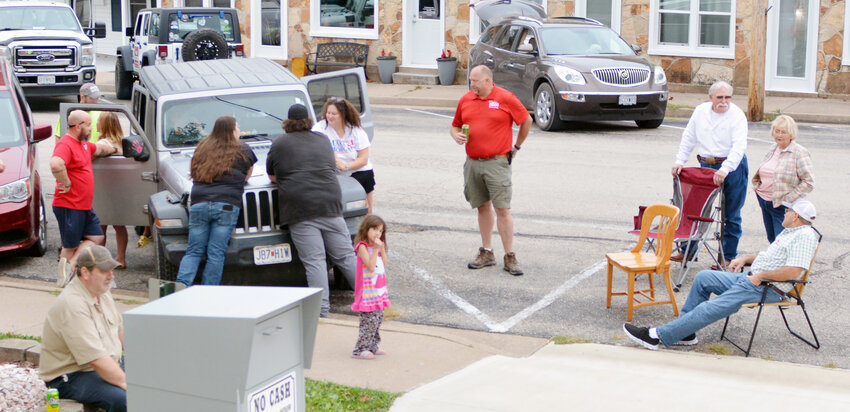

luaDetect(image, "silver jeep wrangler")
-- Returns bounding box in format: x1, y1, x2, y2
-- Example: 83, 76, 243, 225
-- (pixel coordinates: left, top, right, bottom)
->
60, 58, 372, 285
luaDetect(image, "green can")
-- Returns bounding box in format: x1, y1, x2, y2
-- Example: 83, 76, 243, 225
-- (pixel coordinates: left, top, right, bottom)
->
461, 124, 470, 139
46, 388, 60, 412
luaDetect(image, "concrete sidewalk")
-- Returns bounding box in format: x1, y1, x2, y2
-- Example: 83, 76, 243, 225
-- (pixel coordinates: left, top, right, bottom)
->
3, 277, 850, 411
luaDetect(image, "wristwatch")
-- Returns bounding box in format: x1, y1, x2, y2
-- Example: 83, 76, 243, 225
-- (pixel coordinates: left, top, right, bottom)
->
514, 144, 521, 151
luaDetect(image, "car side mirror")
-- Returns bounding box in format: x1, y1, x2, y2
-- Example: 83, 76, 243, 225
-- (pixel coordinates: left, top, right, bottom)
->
632, 44, 642, 54
517, 43, 536, 55
126, 27, 134, 37
122, 134, 150, 162
85, 22, 107, 39
31, 123, 52, 142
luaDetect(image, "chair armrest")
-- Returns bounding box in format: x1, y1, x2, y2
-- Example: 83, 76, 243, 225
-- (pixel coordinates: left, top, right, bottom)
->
687, 215, 714, 223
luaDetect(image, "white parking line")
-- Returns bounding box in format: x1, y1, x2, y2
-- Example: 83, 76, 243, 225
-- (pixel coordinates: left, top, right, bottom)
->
393, 249, 607, 333
406, 108, 453, 119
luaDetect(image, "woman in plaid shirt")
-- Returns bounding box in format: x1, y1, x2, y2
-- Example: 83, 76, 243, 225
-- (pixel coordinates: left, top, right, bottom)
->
752, 115, 815, 243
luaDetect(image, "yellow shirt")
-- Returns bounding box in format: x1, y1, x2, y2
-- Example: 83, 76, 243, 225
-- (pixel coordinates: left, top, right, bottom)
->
55, 110, 101, 143
39, 277, 123, 382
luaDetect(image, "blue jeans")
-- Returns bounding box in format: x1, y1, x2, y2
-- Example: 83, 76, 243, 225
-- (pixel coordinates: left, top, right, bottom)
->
700, 155, 748, 260
757, 195, 786, 243
176, 202, 240, 286
48, 371, 126, 412
656, 270, 782, 347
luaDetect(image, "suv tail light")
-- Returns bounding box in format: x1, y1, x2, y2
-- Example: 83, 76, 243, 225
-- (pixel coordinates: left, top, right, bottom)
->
158, 45, 168, 59
235, 45, 244, 57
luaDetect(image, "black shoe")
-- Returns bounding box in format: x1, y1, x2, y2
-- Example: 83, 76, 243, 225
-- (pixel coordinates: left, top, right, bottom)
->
674, 333, 698, 346
623, 323, 659, 350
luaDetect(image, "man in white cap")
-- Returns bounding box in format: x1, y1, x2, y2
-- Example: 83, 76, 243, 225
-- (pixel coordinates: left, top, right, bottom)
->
40, 245, 126, 411
623, 198, 819, 350
55, 83, 103, 141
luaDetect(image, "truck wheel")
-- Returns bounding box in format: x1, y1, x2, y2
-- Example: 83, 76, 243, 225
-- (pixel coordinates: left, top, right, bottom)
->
153, 226, 178, 281
115, 59, 133, 100
182, 28, 230, 62
27, 198, 48, 257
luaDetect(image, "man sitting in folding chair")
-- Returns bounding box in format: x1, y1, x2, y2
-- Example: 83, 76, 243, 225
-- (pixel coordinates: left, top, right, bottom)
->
622, 199, 818, 350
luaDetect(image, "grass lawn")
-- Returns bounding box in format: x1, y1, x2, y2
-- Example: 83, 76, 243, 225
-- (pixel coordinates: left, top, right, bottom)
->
306, 378, 401, 412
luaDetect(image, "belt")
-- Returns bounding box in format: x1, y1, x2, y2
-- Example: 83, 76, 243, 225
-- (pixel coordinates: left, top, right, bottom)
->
470, 153, 508, 161
697, 155, 727, 165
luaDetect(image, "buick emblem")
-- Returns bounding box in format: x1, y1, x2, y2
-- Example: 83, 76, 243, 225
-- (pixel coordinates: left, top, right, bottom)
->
37, 54, 55, 62
618, 69, 629, 80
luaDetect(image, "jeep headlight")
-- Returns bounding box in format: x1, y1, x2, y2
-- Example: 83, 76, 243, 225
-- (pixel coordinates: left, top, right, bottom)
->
654, 65, 667, 85
0, 46, 11, 64
554, 66, 585, 85
345, 199, 367, 212
80, 45, 95, 66
0, 177, 31, 203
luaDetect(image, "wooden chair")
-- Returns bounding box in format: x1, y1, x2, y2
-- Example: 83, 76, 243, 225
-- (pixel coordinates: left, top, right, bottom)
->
607, 204, 681, 321
720, 228, 822, 357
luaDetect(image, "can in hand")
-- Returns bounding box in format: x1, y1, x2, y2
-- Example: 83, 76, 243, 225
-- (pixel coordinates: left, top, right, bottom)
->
46, 388, 60, 412
461, 124, 470, 141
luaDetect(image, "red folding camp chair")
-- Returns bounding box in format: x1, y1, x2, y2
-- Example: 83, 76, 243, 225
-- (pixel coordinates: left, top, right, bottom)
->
631, 168, 725, 291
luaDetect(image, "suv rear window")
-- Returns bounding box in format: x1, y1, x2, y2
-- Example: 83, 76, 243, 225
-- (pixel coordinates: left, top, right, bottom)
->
0, 95, 24, 148
540, 26, 634, 56
166, 12, 236, 42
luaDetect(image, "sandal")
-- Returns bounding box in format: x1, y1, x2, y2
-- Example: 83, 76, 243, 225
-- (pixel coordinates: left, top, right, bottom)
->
351, 351, 375, 360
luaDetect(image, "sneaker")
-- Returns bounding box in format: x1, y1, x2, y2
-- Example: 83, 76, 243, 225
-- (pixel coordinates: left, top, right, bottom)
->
351, 351, 375, 360
374, 349, 386, 356
136, 235, 152, 248
674, 333, 698, 346
57, 258, 72, 287
623, 323, 659, 350
467, 247, 496, 269
503, 252, 523, 276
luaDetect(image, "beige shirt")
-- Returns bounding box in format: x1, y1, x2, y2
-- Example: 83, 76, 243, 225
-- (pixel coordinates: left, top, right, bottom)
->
39, 277, 123, 382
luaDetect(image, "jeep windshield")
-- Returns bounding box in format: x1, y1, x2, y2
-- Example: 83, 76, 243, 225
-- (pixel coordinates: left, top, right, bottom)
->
166, 12, 236, 42
0, 7, 81, 31
162, 90, 307, 147
540, 27, 634, 56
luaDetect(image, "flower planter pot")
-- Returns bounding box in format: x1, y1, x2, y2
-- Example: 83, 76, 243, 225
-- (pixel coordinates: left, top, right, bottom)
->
436, 57, 457, 85
376, 57, 397, 84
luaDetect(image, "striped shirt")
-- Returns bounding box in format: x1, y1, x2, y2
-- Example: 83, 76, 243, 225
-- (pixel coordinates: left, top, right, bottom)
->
754, 141, 814, 207
751, 225, 819, 292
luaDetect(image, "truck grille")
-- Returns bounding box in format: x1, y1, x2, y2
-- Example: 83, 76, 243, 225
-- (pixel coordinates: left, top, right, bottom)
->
591, 68, 649, 86
235, 188, 280, 234
14, 47, 76, 71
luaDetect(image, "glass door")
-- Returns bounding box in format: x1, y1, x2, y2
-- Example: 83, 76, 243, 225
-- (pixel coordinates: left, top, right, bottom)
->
765, 0, 819, 93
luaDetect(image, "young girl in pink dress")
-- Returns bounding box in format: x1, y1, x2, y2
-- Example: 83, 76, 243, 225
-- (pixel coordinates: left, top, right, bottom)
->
351, 215, 391, 360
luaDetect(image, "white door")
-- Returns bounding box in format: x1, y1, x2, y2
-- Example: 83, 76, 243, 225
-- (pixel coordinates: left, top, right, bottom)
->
402, 0, 444, 67
765, 0, 819, 93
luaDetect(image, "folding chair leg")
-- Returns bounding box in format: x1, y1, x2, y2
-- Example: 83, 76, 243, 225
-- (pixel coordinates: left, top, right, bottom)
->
721, 287, 770, 357
778, 305, 820, 350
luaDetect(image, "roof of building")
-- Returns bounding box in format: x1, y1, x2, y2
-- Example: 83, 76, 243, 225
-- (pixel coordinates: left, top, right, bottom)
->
139, 58, 300, 99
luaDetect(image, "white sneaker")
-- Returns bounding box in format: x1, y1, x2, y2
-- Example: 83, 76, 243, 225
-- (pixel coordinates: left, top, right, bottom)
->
57, 258, 71, 287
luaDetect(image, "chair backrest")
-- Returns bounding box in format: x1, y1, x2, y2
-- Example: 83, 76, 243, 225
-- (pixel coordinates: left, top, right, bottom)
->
632, 204, 681, 262
786, 227, 822, 299
673, 168, 721, 238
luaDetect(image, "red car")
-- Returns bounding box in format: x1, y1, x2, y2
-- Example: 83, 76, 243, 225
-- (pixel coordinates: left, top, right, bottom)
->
0, 59, 52, 256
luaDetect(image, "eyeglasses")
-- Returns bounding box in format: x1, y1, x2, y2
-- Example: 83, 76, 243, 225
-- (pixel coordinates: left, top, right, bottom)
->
714, 95, 733, 100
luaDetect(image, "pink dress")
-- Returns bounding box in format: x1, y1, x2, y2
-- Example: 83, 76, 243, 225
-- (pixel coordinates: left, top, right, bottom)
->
351, 241, 391, 312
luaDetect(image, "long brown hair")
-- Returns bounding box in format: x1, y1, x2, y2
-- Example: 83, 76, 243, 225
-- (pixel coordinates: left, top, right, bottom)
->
354, 215, 387, 250
98, 112, 123, 146
320, 98, 361, 129
191, 116, 246, 183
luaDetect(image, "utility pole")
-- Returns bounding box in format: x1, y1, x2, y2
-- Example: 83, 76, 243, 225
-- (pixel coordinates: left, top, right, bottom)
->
747, 0, 768, 122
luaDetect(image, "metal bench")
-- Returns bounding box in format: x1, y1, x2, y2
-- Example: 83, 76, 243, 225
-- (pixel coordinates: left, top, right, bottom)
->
306, 42, 369, 75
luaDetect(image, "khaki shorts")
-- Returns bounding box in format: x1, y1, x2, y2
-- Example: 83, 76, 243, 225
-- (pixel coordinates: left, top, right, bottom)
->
463, 156, 512, 209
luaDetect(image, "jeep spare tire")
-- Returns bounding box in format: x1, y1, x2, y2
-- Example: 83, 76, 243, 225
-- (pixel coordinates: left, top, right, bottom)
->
181, 28, 230, 61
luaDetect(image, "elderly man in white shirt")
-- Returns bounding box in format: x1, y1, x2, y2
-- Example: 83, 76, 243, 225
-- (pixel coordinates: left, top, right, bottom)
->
671, 81, 748, 267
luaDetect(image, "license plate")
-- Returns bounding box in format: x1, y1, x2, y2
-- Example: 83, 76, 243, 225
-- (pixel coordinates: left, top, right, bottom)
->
37, 75, 55, 85
247, 371, 295, 412
253, 243, 292, 265
619, 95, 637, 106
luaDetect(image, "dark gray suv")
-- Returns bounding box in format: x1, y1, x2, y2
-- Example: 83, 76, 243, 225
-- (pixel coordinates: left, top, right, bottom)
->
469, 0, 668, 131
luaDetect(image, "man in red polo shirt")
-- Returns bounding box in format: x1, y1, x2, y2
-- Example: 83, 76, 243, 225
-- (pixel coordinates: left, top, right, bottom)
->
450, 65, 532, 276
51, 110, 118, 287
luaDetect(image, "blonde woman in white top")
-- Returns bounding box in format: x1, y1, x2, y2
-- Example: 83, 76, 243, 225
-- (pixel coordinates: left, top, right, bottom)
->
312, 97, 375, 214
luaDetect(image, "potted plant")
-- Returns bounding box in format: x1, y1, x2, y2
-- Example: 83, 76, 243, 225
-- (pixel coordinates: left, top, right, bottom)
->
436, 49, 457, 85
376, 49, 396, 84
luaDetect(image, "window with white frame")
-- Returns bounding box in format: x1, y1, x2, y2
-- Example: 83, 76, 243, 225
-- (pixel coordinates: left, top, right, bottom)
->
648, 0, 735, 59
576, 0, 621, 33
178, 0, 234, 6
844, 1, 850, 65
251, 0, 286, 58
469, 0, 546, 43
310, 0, 379, 39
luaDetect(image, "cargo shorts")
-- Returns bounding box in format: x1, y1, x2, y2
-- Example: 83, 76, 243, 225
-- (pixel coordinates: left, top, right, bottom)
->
463, 155, 512, 209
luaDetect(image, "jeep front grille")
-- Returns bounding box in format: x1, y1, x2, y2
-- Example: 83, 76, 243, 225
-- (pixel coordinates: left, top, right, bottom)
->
592, 68, 649, 87
14, 47, 76, 71
235, 188, 280, 234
